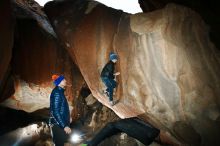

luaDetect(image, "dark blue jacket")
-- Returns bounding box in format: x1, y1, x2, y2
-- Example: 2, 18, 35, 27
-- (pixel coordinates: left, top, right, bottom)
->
50, 86, 70, 128
101, 61, 115, 79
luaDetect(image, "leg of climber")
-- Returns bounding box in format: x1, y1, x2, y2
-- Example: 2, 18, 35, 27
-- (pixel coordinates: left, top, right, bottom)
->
109, 78, 117, 105
114, 118, 160, 145
81, 118, 160, 146
84, 122, 121, 146
103, 86, 110, 97
82, 117, 181, 146
107, 85, 114, 105
101, 77, 116, 106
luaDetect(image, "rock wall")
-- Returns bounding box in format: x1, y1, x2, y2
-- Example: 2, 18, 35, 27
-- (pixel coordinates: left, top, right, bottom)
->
1, 1, 85, 113
45, 1, 220, 145
0, 0, 15, 102
138, 0, 220, 50
0, 0, 219, 145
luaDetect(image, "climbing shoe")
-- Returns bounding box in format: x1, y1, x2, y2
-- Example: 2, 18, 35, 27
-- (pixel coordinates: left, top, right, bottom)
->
110, 101, 116, 106
103, 90, 110, 97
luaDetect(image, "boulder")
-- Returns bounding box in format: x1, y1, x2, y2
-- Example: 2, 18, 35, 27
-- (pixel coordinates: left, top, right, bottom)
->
45, 1, 220, 145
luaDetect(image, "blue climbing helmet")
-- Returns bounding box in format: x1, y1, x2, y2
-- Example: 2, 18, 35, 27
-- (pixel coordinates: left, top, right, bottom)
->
109, 52, 118, 61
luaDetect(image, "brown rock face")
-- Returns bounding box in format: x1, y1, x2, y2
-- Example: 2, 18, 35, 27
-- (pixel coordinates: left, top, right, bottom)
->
1, 2, 85, 112
0, 0, 15, 102
45, 1, 220, 145
45, 0, 141, 118
12, 18, 66, 86
6, 18, 84, 112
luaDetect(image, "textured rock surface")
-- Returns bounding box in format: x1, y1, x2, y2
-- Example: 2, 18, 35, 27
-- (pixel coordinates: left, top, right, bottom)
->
1, 2, 85, 113
2, 20, 83, 112
0, 0, 15, 102
45, 1, 220, 145
45, 0, 142, 118
13, 0, 56, 37
139, 0, 220, 49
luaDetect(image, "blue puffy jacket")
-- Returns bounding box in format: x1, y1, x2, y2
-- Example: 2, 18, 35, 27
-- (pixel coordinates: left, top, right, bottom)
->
50, 86, 70, 128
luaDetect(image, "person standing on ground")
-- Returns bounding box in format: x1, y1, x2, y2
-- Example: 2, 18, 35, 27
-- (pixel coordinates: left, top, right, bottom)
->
49, 74, 72, 146
100, 52, 120, 106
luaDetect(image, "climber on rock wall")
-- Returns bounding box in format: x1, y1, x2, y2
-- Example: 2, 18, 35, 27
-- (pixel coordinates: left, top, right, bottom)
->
49, 74, 72, 146
100, 52, 120, 106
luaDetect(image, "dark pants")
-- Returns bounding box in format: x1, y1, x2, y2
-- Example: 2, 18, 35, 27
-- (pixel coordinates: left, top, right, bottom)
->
87, 118, 160, 146
101, 77, 117, 101
52, 124, 69, 146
